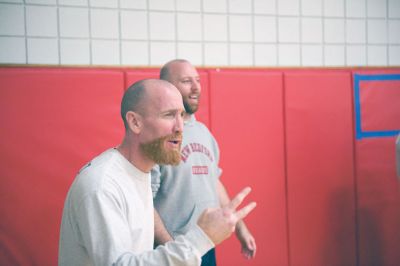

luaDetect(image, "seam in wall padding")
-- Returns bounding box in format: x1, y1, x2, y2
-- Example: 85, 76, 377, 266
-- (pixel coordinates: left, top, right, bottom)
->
353, 70, 400, 266
284, 71, 357, 265
209, 70, 289, 266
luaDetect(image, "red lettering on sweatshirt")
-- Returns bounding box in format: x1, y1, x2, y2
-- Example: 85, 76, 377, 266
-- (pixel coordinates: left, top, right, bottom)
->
192, 166, 208, 175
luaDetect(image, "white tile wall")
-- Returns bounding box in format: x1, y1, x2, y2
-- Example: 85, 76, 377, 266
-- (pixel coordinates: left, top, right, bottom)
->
120, 0, 146, 9
177, 42, 202, 65
367, 20, 387, 44
177, 13, 202, 41
149, 0, 174, 11
92, 40, 119, 65
121, 41, 148, 66
389, 45, 400, 65
230, 43, 253, 65
229, 15, 252, 42
389, 20, 400, 44
0, 4, 24, 36
389, 0, 400, 18
278, 0, 300, 16
301, 0, 322, 16
346, 45, 367, 65
91, 9, 119, 39
204, 43, 228, 65
346, 19, 366, 44
59, 0, 87, 7
150, 42, 175, 65
0, 37, 26, 63
121, 10, 148, 40
59, 7, 89, 38
149, 12, 175, 40
346, 0, 366, 18
229, 0, 252, 14
26, 0, 56, 4
26, 5, 58, 37
0, 0, 23, 3
90, 0, 118, 8
204, 14, 228, 41
0, 0, 398, 66
301, 18, 323, 43
279, 44, 300, 66
254, 16, 276, 42
254, 44, 277, 66
203, 0, 227, 13
254, 0, 276, 15
302, 44, 323, 66
367, 0, 386, 18
60, 39, 90, 65
324, 19, 345, 43
324, 0, 344, 17
27, 38, 58, 64
176, 0, 200, 12
367, 45, 387, 66
279, 17, 300, 43
324, 45, 345, 66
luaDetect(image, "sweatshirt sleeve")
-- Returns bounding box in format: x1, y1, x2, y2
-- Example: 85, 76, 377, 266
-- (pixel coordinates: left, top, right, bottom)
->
76, 189, 214, 266
113, 225, 215, 266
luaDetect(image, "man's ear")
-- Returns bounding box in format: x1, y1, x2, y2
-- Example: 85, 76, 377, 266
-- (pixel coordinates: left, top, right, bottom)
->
126, 111, 142, 134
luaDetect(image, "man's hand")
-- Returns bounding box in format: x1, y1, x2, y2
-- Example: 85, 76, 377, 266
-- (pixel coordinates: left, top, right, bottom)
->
197, 187, 256, 245
236, 222, 257, 259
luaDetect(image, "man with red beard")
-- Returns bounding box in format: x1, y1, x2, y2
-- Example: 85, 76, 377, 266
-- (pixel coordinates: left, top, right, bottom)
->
152, 60, 257, 266
59, 79, 256, 266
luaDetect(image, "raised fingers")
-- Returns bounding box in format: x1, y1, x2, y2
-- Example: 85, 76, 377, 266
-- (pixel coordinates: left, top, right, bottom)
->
227, 187, 252, 210
234, 202, 257, 221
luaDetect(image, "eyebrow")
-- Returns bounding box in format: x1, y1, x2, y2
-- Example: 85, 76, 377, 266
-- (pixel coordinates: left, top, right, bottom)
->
159, 109, 182, 115
180, 76, 200, 79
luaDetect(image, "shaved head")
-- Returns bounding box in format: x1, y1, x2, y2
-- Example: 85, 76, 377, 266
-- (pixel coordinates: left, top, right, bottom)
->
121, 79, 179, 129
160, 59, 190, 81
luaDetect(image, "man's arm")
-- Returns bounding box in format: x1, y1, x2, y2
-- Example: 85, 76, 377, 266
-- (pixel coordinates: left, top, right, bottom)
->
216, 180, 257, 259
74, 187, 255, 266
154, 208, 174, 247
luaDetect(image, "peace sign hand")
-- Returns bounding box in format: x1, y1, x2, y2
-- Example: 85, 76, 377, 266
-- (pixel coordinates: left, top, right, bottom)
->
197, 187, 257, 245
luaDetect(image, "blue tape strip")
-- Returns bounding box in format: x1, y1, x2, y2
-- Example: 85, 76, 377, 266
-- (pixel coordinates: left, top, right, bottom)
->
353, 73, 400, 140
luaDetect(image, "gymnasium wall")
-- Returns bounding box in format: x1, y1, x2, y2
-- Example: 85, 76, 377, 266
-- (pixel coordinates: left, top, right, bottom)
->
0, 67, 399, 266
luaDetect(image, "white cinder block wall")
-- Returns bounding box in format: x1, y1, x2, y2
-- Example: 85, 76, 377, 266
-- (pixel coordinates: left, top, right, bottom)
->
0, 0, 399, 67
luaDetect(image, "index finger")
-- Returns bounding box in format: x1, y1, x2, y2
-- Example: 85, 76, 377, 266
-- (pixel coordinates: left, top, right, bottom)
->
227, 187, 252, 210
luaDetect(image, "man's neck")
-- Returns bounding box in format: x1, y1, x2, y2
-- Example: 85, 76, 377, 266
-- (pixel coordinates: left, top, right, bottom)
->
184, 112, 193, 121
117, 139, 154, 173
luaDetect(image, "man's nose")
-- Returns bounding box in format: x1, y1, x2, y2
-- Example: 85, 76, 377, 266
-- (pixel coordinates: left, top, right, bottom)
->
174, 114, 184, 133
192, 80, 201, 92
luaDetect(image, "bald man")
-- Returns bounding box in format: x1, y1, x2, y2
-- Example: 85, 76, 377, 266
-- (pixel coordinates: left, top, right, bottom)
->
58, 79, 256, 266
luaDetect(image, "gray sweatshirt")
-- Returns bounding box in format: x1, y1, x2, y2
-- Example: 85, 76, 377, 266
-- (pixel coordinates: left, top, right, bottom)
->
152, 115, 222, 237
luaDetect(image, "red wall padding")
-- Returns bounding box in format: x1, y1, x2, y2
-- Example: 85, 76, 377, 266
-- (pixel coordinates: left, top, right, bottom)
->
359, 80, 400, 132
284, 71, 357, 266
209, 70, 288, 266
353, 70, 400, 266
0, 67, 399, 266
0, 68, 125, 265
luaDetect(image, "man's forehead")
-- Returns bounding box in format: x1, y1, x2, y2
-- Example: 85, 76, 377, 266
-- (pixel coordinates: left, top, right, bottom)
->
145, 82, 183, 110
170, 62, 198, 76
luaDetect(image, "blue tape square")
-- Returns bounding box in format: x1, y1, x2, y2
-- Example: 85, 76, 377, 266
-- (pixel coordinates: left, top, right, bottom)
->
353, 74, 400, 140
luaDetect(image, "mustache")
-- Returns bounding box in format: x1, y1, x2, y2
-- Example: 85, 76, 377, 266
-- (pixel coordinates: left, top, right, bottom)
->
163, 132, 183, 142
